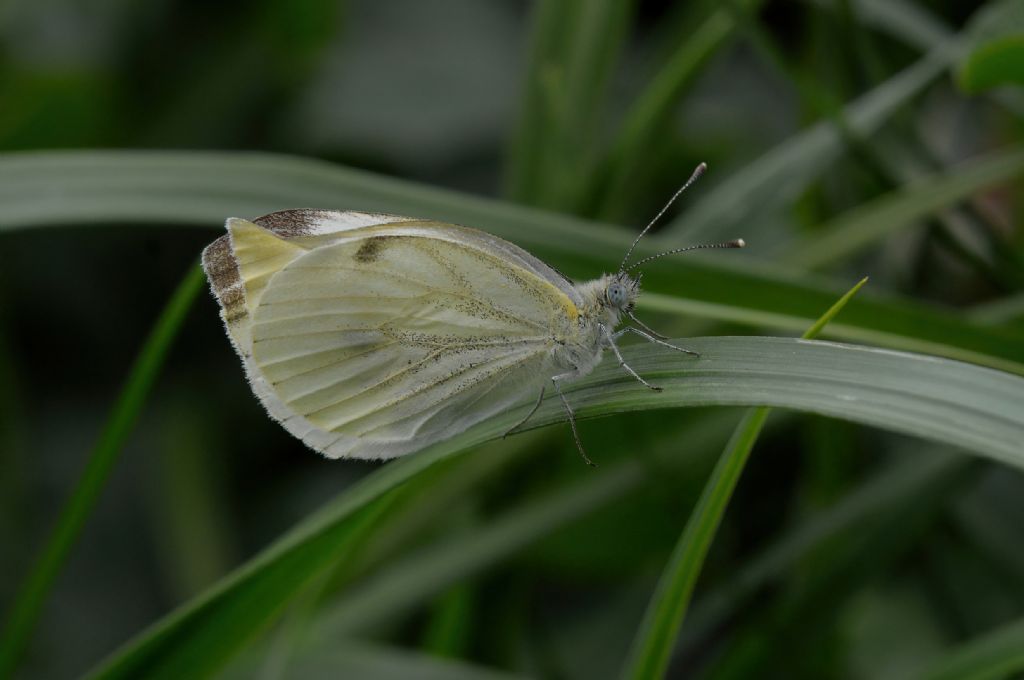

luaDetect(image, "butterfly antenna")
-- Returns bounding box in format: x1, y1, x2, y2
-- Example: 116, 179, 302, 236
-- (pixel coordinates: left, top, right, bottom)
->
624, 239, 745, 272
619, 162, 708, 273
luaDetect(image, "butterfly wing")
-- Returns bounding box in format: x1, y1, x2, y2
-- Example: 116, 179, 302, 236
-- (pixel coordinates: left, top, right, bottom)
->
203, 210, 580, 460
202, 210, 423, 353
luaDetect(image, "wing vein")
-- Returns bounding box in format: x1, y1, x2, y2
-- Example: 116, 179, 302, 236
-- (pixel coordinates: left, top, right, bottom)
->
280, 263, 551, 333
326, 348, 546, 445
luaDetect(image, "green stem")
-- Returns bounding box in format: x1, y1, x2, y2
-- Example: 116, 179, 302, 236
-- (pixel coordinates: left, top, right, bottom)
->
620, 277, 868, 680
0, 262, 206, 676
621, 407, 770, 680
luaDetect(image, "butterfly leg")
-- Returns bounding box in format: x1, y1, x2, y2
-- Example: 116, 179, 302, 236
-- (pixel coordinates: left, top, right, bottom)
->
617, 326, 700, 357
625, 309, 672, 341
601, 323, 662, 392
502, 385, 545, 439
551, 372, 596, 467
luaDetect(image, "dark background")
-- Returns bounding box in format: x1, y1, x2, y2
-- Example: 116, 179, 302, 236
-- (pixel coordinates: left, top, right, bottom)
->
2, 1, 1023, 678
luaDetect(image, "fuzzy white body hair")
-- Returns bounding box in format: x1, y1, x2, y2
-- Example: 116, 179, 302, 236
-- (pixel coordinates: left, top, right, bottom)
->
550, 274, 634, 380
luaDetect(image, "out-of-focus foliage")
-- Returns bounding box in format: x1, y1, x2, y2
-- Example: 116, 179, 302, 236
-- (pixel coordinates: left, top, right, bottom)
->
957, 0, 1024, 93
1, 1, 1023, 679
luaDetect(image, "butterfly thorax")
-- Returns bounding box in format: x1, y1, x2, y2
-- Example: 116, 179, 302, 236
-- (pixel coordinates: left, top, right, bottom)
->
548, 273, 640, 374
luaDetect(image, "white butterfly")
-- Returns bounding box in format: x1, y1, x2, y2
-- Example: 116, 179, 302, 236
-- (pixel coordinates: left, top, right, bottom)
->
202, 164, 743, 464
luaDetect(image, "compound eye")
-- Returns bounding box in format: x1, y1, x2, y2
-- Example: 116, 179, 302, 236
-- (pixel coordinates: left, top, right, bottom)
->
607, 282, 626, 307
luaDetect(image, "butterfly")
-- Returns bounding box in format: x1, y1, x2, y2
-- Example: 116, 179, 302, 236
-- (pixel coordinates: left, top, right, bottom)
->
201, 163, 743, 465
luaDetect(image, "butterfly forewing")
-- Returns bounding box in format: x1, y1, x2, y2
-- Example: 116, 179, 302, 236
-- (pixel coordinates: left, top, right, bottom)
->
212, 211, 580, 460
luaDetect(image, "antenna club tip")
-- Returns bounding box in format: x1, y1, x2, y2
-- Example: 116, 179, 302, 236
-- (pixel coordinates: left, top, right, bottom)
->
733, 238, 746, 248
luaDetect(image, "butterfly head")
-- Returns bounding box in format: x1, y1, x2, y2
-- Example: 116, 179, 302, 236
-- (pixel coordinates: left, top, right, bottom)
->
600, 163, 744, 334
604, 273, 639, 312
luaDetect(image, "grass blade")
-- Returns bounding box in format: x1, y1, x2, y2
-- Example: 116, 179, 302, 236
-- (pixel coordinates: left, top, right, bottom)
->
681, 451, 970, 653
317, 457, 646, 639
1, 151, 1022, 373
619, 407, 770, 680
84, 342, 1024, 675
249, 439, 534, 679
420, 584, 475, 659
840, 0, 1024, 117
818, 0, 953, 52
660, 45, 955, 242
619, 278, 868, 680
285, 415, 739, 648
504, 0, 633, 210
698, 446, 969, 678
783, 146, 1024, 269
956, 0, 1024, 94
594, 2, 756, 221
0, 263, 206, 677
503, 0, 571, 204
910, 616, 1024, 680
273, 640, 533, 680
799, 276, 870, 338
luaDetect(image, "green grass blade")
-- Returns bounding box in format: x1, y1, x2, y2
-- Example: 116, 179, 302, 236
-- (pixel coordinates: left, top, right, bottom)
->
504, 0, 633, 209
699, 447, 969, 678
292, 415, 743, 649
660, 45, 955, 242
635, 269, 1024, 377
503, 0, 570, 203
85, 444, 505, 679
309, 430, 967, 673
261, 416, 757, 659
152, 398, 234, 598
0, 263, 206, 677
841, 0, 1024, 117
1, 151, 1022, 373
98, 491, 400, 680
827, 0, 954, 52
953, 493, 1024, 589
682, 451, 969, 651
910, 616, 1024, 680
783, 146, 1024, 269
276, 641, 533, 680
595, 336, 1024, 467
619, 278, 867, 680
420, 584, 475, 659
619, 407, 770, 680
971, 291, 1024, 326
318, 458, 646, 638
246, 441, 532, 679
86, 332, 1024, 678
287, 415, 738, 647
798, 276, 870, 339
957, 0, 1024, 94
549, 0, 634, 211
595, 2, 756, 221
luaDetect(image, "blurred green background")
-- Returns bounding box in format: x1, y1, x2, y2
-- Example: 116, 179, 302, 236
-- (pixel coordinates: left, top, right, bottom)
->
2, 0, 1024, 679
